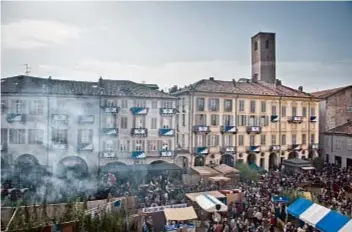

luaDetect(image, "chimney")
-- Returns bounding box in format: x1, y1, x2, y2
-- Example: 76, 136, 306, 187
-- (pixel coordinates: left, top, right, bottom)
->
252, 74, 258, 83
275, 79, 282, 86
209, 77, 214, 81
232, 79, 236, 87
298, 86, 303, 92
99, 76, 103, 88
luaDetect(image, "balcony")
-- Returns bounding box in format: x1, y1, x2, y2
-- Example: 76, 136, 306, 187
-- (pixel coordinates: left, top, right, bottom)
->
100, 151, 117, 159
192, 125, 210, 134
52, 143, 68, 150
101, 128, 118, 136
310, 143, 319, 150
77, 143, 94, 152
1, 143, 7, 152
194, 147, 209, 155
310, 116, 317, 122
289, 144, 301, 151
7, 113, 26, 123
247, 146, 261, 153
221, 126, 237, 134
159, 128, 175, 137
159, 108, 177, 116
132, 151, 146, 159
131, 128, 148, 137
271, 115, 279, 122
288, 116, 303, 123
246, 126, 261, 134
103, 106, 119, 114
79, 115, 95, 124
130, 107, 149, 115
221, 146, 236, 154
270, 145, 281, 152
52, 114, 68, 125
160, 150, 174, 157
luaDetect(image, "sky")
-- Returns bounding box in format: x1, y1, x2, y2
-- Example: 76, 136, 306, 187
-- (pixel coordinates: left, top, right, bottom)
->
1, 1, 352, 92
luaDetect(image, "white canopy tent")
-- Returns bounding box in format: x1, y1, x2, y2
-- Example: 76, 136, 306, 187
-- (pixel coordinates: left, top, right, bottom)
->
195, 194, 228, 213
339, 220, 352, 232
299, 203, 331, 226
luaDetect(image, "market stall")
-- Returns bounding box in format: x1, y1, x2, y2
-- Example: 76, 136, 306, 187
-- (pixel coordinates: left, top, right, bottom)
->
212, 164, 240, 184
185, 166, 220, 185
163, 206, 198, 232
195, 194, 228, 213
287, 198, 352, 232
185, 191, 226, 203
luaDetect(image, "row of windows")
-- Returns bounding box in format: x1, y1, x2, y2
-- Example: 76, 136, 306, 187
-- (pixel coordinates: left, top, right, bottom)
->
1, 128, 173, 151
1, 99, 175, 114
195, 97, 316, 116
192, 133, 316, 147
194, 114, 269, 127
103, 139, 173, 152
104, 116, 173, 129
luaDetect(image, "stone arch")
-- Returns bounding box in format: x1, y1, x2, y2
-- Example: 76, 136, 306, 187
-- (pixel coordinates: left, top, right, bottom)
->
175, 155, 189, 168
57, 156, 89, 178
102, 161, 127, 174
220, 154, 235, 167
16, 154, 39, 167
194, 156, 205, 167
269, 153, 278, 170
150, 160, 167, 165
288, 151, 298, 159
247, 153, 256, 165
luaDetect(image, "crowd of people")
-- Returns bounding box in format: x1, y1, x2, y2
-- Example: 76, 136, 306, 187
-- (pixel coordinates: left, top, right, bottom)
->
1, 161, 352, 232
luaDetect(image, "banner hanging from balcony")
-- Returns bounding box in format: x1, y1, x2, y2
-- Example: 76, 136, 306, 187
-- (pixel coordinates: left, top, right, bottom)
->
310, 143, 319, 150
159, 128, 175, 136
130, 107, 148, 115
160, 150, 173, 157
249, 146, 261, 153
159, 108, 177, 116
271, 145, 281, 152
221, 126, 237, 134
131, 128, 148, 137
194, 147, 209, 155
77, 143, 93, 152
247, 126, 261, 134
193, 126, 210, 133
291, 144, 301, 151
102, 128, 118, 136
132, 151, 146, 159
290, 116, 302, 123
104, 106, 119, 114
7, 113, 25, 123
310, 116, 317, 122
271, 115, 279, 122
222, 146, 236, 153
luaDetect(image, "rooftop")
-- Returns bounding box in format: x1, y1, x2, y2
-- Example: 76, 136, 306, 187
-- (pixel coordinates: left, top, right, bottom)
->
1, 75, 175, 99
172, 77, 315, 98
325, 121, 352, 136
311, 85, 352, 99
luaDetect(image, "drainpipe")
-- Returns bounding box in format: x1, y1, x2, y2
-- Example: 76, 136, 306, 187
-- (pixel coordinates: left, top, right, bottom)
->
189, 92, 194, 167
278, 97, 282, 163
308, 98, 311, 157
234, 94, 238, 161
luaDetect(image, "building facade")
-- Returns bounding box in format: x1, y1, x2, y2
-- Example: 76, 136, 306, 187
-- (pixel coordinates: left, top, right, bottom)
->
173, 32, 321, 170
312, 85, 352, 165
1, 75, 178, 176
323, 122, 352, 168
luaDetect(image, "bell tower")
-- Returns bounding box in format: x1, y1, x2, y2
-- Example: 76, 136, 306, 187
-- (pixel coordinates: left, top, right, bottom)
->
251, 32, 276, 84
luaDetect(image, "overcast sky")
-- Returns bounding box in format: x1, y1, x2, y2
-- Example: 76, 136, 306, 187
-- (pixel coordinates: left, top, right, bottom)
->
1, 1, 351, 92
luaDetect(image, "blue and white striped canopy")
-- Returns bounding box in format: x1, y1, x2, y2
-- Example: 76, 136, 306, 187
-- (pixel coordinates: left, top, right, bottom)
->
287, 198, 352, 232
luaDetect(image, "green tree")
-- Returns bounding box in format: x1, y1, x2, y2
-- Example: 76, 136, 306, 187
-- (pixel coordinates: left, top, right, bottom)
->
235, 163, 260, 183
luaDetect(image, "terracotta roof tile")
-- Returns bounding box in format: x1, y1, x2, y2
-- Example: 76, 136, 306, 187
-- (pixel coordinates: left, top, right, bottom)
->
326, 121, 352, 135
311, 85, 351, 99
1, 75, 175, 98
173, 78, 313, 98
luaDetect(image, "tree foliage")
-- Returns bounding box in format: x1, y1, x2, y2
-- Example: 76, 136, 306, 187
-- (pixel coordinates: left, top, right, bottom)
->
235, 163, 260, 183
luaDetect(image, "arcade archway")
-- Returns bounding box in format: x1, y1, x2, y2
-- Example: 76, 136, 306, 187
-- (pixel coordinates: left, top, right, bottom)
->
269, 153, 278, 170
57, 156, 88, 179
175, 156, 189, 168
14, 154, 42, 187
220, 154, 235, 167
194, 156, 205, 167
247, 153, 256, 165
288, 151, 298, 159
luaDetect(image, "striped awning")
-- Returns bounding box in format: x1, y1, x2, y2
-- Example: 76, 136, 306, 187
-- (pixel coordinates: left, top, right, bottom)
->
287, 198, 352, 232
